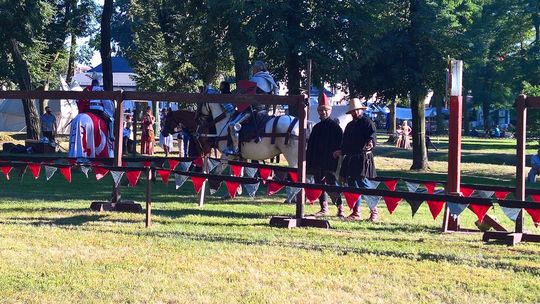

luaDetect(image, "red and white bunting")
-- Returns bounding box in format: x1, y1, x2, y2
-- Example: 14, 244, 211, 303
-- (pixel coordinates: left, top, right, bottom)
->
92, 166, 109, 181
267, 181, 284, 196
191, 176, 207, 194
343, 192, 361, 210
126, 170, 142, 187
193, 157, 204, 167
495, 191, 510, 200
289, 172, 298, 183
27, 163, 41, 179
259, 168, 273, 181
460, 186, 475, 197
141, 160, 152, 167
525, 208, 540, 228
305, 188, 323, 204
427, 201, 445, 219
110, 171, 125, 187
1, 166, 13, 180
383, 196, 401, 214
59, 166, 72, 183
383, 179, 398, 191
230, 165, 243, 177
157, 169, 171, 185
168, 159, 180, 170
44, 165, 57, 181
225, 181, 241, 199
469, 204, 491, 222
424, 182, 437, 194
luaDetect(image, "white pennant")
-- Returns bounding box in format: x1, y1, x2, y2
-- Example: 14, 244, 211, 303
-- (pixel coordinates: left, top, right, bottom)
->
80, 166, 90, 178
447, 201, 468, 218
44, 165, 57, 181
286, 187, 302, 202
110, 171, 125, 187
243, 182, 260, 198
179, 162, 192, 172
368, 180, 381, 189
405, 181, 420, 193
243, 167, 257, 178
474, 190, 494, 199
207, 159, 222, 173
174, 173, 189, 189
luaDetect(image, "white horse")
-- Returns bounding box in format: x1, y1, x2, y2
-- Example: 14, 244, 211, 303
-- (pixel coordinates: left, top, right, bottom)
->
68, 112, 113, 158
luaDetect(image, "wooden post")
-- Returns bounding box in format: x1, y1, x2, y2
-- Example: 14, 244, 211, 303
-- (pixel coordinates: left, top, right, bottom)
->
112, 92, 124, 203
145, 167, 152, 227
198, 156, 208, 207
515, 95, 527, 233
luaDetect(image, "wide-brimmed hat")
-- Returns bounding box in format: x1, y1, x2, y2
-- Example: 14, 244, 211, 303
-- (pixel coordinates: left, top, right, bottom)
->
347, 98, 368, 114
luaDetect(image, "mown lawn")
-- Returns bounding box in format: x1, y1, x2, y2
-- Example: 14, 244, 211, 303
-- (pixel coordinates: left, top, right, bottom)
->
0, 135, 539, 303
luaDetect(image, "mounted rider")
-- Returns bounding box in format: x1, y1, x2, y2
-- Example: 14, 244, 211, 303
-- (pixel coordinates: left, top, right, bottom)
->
222, 60, 279, 156
79, 73, 115, 141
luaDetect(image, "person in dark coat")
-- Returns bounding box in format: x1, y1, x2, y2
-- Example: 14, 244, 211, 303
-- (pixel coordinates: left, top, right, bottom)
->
306, 92, 344, 217
333, 97, 379, 221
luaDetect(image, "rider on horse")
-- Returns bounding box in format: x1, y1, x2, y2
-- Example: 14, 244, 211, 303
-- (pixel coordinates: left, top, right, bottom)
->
78, 75, 115, 142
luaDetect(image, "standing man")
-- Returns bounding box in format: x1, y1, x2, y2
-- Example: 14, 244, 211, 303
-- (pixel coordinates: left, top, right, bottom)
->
528, 148, 540, 183
306, 92, 344, 217
333, 98, 379, 221
41, 106, 57, 142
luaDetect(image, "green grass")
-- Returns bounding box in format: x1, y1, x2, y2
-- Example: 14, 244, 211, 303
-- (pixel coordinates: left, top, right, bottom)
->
0, 135, 540, 303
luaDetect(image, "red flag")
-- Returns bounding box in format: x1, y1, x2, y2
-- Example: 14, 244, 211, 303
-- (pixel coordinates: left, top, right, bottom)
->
427, 201, 445, 219
383, 196, 401, 214
67, 159, 76, 166
27, 163, 41, 179
424, 182, 437, 194
193, 157, 204, 167
168, 159, 180, 170
1, 166, 13, 180
225, 181, 241, 199
383, 179, 398, 191
267, 181, 284, 196
460, 186, 475, 197
157, 169, 171, 185
289, 172, 298, 183
343, 192, 361, 210
259, 168, 273, 180
469, 204, 490, 222
531, 195, 540, 202
93, 166, 109, 181
305, 188, 323, 204
142, 160, 152, 167
126, 170, 142, 187
59, 166, 72, 183
525, 208, 540, 228
230, 165, 243, 177
495, 191, 510, 200
191, 176, 207, 193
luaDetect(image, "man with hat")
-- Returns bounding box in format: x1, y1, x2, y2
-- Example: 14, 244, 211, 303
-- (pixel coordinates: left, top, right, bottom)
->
41, 106, 57, 142
333, 97, 379, 221
306, 92, 344, 217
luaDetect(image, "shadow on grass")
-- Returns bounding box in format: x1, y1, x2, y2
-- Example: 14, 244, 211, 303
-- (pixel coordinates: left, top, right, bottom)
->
1, 214, 141, 226
153, 208, 269, 220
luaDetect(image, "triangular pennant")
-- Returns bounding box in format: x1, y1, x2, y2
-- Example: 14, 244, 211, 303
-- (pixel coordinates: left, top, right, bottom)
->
259, 168, 273, 180
460, 186, 475, 197
157, 169, 171, 185
305, 188, 323, 204
93, 166, 109, 181
1, 166, 13, 180
383, 196, 401, 214
67, 158, 76, 166
193, 157, 204, 167
447, 202, 468, 218
230, 164, 243, 177
110, 171, 125, 188
424, 182, 437, 194
405, 181, 420, 193
142, 160, 152, 167
207, 159, 221, 173
525, 207, 540, 228
274, 171, 287, 181
426, 201, 445, 219
80, 165, 90, 178
174, 173, 189, 189
179, 161, 192, 171
369, 180, 381, 189
475, 190, 495, 199
244, 182, 260, 198
208, 180, 222, 195
286, 187, 302, 203
501, 207, 520, 222
469, 204, 491, 222
225, 181, 241, 199
343, 192, 361, 210
494, 191, 510, 200
531, 195, 540, 202
267, 181, 284, 196
44, 165, 57, 181
244, 167, 257, 178
289, 172, 298, 182
407, 200, 423, 217
126, 170, 142, 187
59, 166, 72, 183
383, 179, 398, 191
17, 165, 27, 180
364, 195, 380, 210
27, 163, 41, 179
191, 176, 207, 194
168, 159, 180, 170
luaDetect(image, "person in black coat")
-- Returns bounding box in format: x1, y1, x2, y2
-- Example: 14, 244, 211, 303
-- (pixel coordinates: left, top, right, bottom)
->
306, 92, 344, 217
333, 97, 379, 221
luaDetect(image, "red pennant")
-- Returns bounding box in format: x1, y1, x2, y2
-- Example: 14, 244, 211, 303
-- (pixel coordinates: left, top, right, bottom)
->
531, 195, 540, 202
191, 176, 207, 193
424, 182, 437, 194
126, 170, 142, 187
343, 192, 361, 210
289, 172, 298, 183
230, 165, 243, 177
67, 159, 76, 166
142, 160, 152, 167
59, 166, 72, 183
1, 166, 13, 180
193, 157, 204, 167
122, 161, 127, 167
460, 186, 475, 197
383, 179, 398, 191
383, 196, 401, 214
93, 166, 109, 181
259, 168, 273, 180
305, 188, 323, 204
157, 169, 171, 185
495, 191, 510, 200
168, 159, 180, 170
225, 181, 241, 199
267, 181, 284, 196
27, 163, 41, 179
469, 204, 491, 222
525, 208, 540, 228
427, 201, 445, 219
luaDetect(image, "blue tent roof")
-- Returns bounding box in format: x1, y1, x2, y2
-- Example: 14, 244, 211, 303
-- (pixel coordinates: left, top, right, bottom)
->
310, 86, 334, 97
88, 57, 134, 73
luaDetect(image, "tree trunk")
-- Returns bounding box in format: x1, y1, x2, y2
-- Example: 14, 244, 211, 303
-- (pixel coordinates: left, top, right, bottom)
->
228, 18, 250, 82
66, 33, 77, 84
101, 0, 114, 91
389, 99, 396, 134
482, 99, 491, 133
410, 91, 428, 170
285, 0, 302, 117
9, 39, 40, 139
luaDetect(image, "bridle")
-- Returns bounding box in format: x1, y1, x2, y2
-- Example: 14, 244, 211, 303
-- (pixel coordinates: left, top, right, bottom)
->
195, 102, 232, 148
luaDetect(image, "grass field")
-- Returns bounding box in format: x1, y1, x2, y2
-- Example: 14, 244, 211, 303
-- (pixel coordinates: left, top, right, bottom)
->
0, 134, 539, 303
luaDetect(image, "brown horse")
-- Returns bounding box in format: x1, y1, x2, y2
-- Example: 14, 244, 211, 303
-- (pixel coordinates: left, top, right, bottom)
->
161, 110, 212, 156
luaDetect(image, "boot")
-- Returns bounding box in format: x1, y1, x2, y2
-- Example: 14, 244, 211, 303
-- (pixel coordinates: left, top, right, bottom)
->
345, 204, 361, 221
224, 125, 240, 156
313, 201, 329, 217
368, 207, 379, 222
336, 204, 345, 218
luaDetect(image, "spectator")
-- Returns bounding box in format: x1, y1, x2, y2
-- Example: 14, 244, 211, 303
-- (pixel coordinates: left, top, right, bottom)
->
528, 149, 540, 183
141, 106, 155, 155
41, 106, 57, 142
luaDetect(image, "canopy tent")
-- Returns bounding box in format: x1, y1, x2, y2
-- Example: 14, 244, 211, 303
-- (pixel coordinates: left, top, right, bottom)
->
71, 57, 137, 91
395, 107, 438, 120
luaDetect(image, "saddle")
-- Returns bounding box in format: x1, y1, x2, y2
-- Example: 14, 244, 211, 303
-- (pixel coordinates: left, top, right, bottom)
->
239, 111, 273, 143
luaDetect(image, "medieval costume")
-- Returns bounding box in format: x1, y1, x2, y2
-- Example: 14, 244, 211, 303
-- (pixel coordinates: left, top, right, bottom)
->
141, 107, 155, 155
